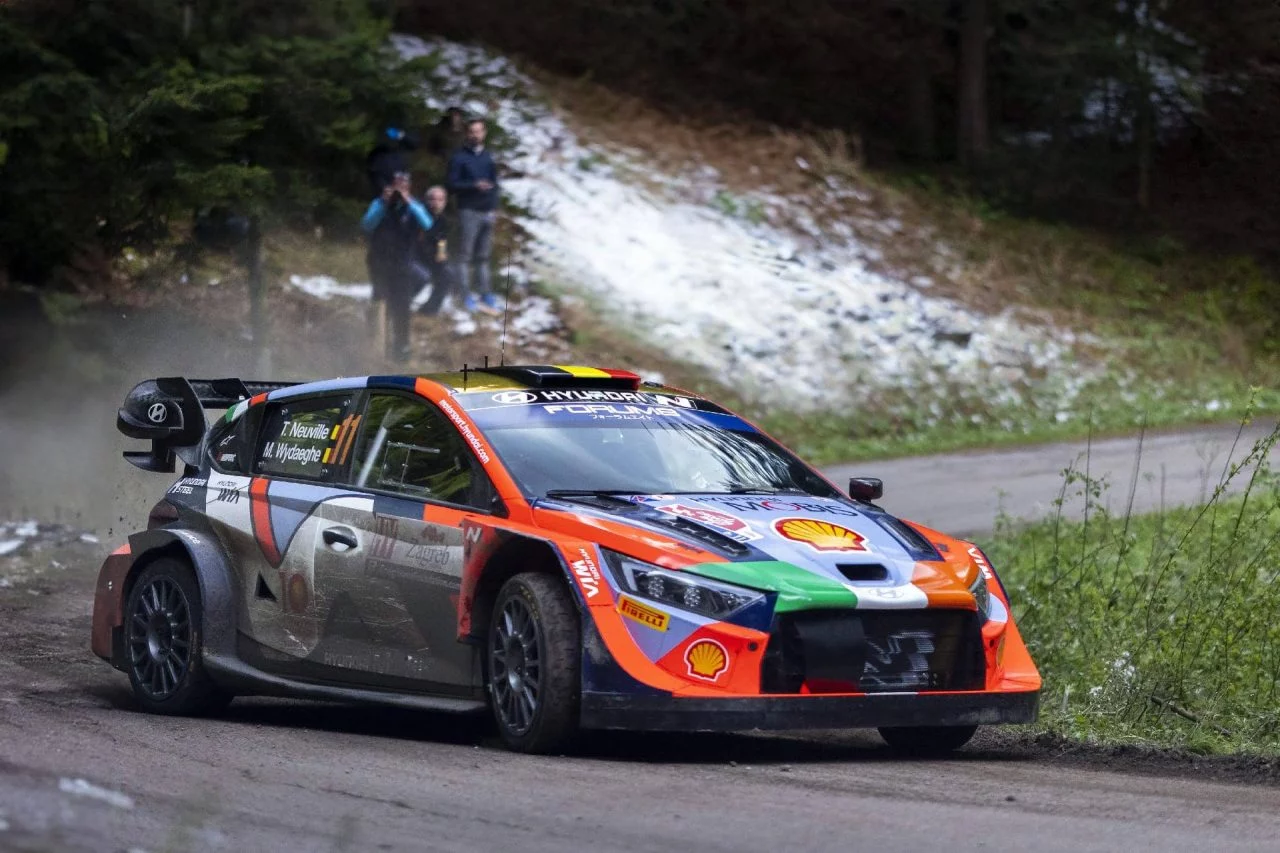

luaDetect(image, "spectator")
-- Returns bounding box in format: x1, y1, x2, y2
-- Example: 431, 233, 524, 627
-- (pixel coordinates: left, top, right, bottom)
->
366, 127, 418, 197
427, 107, 465, 160
415, 185, 454, 316
361, 171, 433, 362
446, 118, 501, 315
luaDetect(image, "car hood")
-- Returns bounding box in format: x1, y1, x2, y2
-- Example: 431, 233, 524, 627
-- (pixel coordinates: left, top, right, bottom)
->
545, 492, 948, 606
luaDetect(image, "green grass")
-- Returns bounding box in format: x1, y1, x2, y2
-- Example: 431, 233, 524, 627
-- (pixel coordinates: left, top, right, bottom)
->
985, 418, 1280, 754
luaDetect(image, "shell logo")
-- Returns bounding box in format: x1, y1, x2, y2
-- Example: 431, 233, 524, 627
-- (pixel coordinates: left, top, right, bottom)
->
685, 639, 730, 682
774, 518, 868, 552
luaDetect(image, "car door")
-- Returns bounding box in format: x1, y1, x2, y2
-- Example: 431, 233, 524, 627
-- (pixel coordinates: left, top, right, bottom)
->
309, 392, 494, 694
225, 392, 357, 670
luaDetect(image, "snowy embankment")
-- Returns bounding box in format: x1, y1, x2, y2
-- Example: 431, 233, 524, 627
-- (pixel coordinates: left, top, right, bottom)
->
295, 34, 1091, 412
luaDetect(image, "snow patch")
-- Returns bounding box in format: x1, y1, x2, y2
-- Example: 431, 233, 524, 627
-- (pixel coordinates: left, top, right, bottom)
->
288, 275, 372, 302
58, 778, 135, 810
394, 34, 1090, 411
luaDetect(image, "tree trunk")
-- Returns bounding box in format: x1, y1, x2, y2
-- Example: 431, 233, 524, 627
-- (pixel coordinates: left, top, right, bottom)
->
957, 0, 990, 169
908, 61, 937, 161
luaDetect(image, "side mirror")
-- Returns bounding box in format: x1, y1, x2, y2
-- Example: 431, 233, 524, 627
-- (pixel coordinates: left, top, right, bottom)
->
848, 477, 883, 502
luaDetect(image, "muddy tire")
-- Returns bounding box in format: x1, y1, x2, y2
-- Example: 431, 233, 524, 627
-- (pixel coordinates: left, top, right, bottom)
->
878, 724, 978, 755
124, 558, 232, 716
486, 572, 580, 754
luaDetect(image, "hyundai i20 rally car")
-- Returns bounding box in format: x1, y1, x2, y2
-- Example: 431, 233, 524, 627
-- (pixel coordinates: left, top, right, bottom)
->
92, 365, 1040, 753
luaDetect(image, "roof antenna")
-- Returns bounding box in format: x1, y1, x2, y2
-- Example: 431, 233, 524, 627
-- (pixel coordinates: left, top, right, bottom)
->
462, 362, 469, 391
498, 233, 514, 367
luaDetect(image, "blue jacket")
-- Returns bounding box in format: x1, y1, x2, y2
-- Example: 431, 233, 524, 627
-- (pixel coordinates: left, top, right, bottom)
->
362, 197, 433, 276
446, 146, 499, 212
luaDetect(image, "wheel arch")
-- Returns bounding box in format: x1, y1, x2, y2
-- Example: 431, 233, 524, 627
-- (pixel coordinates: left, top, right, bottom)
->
123, 528, 240, 665
464, 534, 573, 645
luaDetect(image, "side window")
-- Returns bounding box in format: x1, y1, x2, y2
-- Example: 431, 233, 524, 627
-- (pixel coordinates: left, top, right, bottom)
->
255, 395, 352, 481
350, 394, 475, 505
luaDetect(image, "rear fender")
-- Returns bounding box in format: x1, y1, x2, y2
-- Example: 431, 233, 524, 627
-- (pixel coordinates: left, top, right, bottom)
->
112, 528, 240, 666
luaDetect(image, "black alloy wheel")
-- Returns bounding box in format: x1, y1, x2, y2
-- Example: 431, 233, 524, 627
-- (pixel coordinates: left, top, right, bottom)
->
487, 573, 580, 753
124, 558, 231, 715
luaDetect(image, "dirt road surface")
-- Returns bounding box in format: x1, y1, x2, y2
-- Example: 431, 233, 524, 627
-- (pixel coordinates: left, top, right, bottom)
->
3, 304, 1279, 851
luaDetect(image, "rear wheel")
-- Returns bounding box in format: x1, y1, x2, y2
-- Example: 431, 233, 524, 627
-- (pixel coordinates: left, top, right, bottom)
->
124, 558, 231, 716
878, 724, 978, 755
487, 573, 580, 753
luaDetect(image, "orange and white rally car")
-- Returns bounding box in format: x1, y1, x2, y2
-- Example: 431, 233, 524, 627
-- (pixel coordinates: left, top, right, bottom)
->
92, 366, 1039, 753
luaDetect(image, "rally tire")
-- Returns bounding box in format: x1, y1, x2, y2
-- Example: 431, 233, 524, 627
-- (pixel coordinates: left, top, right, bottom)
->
124, 558, 232, 716
878, 724, 978, 754
487, 572, 581, 754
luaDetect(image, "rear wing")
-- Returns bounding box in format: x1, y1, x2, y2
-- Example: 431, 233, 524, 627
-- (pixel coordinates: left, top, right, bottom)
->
117, 377, 300, 473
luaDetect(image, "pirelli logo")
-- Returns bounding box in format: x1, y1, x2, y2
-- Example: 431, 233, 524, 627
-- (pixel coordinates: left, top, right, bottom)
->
618, 595, 669, 632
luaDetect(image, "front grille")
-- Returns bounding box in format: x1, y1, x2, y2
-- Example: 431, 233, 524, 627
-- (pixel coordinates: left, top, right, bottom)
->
760, 609, 985, 694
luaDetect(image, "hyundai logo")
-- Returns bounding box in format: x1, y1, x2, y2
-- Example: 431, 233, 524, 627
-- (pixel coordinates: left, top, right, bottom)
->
147, 403, 168, 424
492, 391, 538, 405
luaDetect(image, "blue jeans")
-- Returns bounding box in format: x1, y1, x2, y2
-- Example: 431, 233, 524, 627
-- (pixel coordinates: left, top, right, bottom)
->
455, 209, 494, 298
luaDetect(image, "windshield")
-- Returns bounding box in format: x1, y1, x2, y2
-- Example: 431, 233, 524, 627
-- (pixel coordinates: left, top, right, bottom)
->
481, 420, 839, 498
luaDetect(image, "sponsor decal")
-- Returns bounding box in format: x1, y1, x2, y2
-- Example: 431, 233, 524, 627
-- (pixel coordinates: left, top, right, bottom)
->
774, 518, 869, 552
629, 494, 675, 504
437, 400, 491, 464
370, 516, 398, 560
617, 595, 670, 632
709, 497, 859, 517
491, 391, 538, 405
464, 526, 483, 545
656, 504, 761, 542
168, 477, 207, 496
284, 420, 331, 441
147, 402, 167, 424
685, 639, 730, 682
571, 548, 602, 599
539, 389, 696, 408
212, 480, 241, 504
218, 452, 238, 464
968, 546, 995, 580
406, 542, 450, 569
541, 403, 683, 420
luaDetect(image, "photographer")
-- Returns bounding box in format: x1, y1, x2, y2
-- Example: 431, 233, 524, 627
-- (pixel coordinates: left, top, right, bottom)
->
361, 171, 433, 362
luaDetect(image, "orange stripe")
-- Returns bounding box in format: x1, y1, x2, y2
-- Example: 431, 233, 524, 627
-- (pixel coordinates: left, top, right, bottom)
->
249, 392, 269, 407
337, 414, 361, 465
249, 478, 281, 566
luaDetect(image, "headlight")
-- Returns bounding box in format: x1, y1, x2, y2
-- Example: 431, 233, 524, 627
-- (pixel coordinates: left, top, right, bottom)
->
969, 571, 991, 620
601, 549, 765, 620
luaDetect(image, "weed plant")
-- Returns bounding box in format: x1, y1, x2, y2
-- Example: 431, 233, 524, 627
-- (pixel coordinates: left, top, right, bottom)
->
986, 412, 1280, 753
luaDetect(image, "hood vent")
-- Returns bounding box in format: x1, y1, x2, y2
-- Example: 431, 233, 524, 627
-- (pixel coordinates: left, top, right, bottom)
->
836, 563, 890, 582
647, 514, 750, 556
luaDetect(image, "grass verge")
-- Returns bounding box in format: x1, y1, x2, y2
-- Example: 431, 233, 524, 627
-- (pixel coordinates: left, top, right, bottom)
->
986, 417, 1280, 755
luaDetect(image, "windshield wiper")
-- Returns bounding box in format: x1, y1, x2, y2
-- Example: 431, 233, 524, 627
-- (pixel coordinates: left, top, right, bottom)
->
542, 489, 637, 503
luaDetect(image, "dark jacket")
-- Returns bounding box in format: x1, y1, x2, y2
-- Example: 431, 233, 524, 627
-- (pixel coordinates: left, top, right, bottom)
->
417, 211, 451, 268
446, 146, 498, 212
361, 196, 433, 278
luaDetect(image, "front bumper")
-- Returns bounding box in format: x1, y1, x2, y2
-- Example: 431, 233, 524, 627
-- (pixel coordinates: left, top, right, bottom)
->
581, 688, 1039, 732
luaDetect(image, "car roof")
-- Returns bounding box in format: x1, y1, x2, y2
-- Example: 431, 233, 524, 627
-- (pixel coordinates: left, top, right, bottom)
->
259, 365, 702, 404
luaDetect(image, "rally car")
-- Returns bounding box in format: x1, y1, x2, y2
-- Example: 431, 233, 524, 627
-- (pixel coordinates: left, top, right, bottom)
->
92, 365, 1040, 754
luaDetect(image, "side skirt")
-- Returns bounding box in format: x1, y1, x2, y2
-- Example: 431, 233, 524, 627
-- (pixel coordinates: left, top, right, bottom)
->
204, 653, 487, 715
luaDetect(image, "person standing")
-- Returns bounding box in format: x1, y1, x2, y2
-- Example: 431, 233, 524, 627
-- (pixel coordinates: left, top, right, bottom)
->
361, 171, 433, 362
416, 185, 454, 316
447, 119, 501, 315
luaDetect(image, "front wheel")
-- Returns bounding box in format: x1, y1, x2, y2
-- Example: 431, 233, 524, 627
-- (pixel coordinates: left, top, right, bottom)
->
124, 558, 231, 716
878, 725, 978, 755
487, 573, 581, 753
